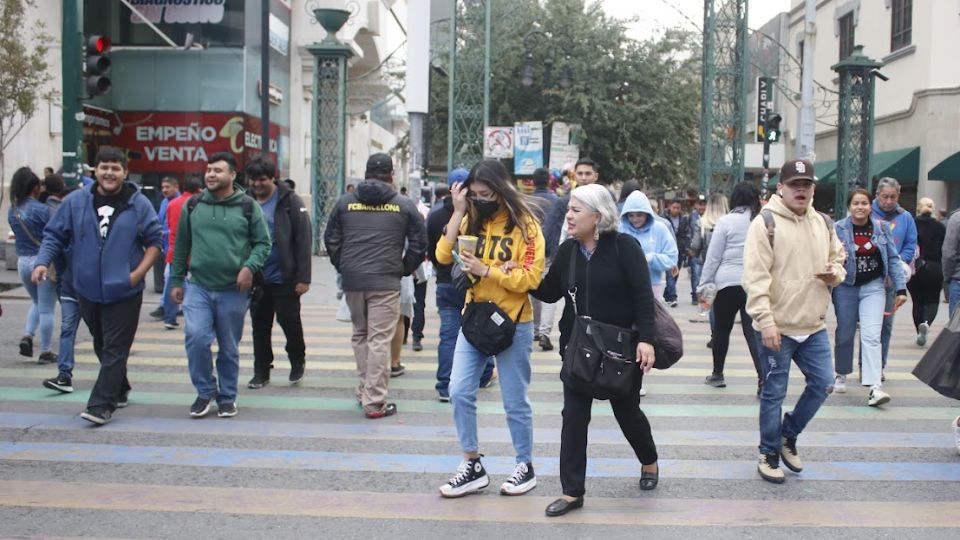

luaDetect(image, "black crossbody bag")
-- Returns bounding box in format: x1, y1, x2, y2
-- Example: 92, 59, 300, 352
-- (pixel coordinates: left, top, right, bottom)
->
560, 240, 640, 400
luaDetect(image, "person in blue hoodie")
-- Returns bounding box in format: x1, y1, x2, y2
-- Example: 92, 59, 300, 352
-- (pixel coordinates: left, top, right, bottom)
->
870, 177, 917, 371
619, 191, 679, 302
33, 149, 162, 426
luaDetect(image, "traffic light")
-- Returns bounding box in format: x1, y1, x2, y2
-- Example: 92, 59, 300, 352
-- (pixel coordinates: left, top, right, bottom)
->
84, 35, 111, 97
765, 113, 782, 143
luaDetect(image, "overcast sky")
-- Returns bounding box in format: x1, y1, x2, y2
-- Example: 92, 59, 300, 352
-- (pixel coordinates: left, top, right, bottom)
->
601, 0, 792, 40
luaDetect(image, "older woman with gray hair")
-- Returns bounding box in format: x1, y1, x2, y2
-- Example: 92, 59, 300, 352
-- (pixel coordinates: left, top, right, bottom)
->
531, 183, 659, 517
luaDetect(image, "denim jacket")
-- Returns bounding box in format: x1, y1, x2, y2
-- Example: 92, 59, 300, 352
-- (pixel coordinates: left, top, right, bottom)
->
834, 216, 906, 290
7, 198, 51, 256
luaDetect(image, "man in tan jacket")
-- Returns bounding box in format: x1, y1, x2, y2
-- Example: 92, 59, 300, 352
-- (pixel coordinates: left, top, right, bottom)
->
743, 159, 846, 484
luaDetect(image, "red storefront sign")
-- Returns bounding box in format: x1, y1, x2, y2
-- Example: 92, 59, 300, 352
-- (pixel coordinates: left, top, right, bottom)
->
111, 112, 281, 174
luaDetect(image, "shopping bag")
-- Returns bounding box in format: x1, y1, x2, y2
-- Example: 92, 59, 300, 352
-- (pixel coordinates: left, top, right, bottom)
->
911, 308, 960, 400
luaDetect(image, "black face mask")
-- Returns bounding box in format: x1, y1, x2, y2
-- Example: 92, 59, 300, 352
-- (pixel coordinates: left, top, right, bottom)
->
474, 199, 500, 220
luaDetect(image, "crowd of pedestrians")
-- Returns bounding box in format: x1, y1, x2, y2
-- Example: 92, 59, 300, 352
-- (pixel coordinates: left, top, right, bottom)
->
6, 149, 960, 517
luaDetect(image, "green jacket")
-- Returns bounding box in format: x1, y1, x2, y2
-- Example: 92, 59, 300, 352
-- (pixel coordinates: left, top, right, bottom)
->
170, 187, 272, 291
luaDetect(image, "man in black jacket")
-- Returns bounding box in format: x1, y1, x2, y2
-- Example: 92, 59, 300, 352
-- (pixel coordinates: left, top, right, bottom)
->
662, 199, 690, 307
324, 153, 427, 418
245, 157, 313, 389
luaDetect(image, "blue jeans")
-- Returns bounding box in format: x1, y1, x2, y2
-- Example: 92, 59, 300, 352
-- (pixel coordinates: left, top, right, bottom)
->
689, 257, 702, 302
949, 279, 960, 320
435, 283, 493, 397
450, 321, 534, 463
57, 296, 82, 377
183, 282, 250, 406
663, 271, 678, 302
161, 264, 181, 324
757, 329, 834, 455
833, 278, 886, 385
18, 255, 56, 352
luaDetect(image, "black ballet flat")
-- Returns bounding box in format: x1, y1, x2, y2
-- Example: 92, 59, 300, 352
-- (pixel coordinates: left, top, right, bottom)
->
545, 496, 584, 517
639, 468, 659, 491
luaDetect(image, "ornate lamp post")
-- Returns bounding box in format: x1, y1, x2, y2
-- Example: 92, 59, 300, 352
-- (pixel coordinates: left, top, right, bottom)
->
519, 29, 572, 91
832, 45, 883, 219
307, 8, 352, 254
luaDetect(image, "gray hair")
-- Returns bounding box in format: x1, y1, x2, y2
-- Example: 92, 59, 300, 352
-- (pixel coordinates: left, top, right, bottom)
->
571, 184, 619, 233
876, 177, 901, 194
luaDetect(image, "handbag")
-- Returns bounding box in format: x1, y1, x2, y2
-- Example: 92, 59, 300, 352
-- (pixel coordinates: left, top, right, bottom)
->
560, 242, 640, 400
14, 207, 56, 282
911, 307, 960, 400
652, 297, 683, 369
460, 301, 520, 356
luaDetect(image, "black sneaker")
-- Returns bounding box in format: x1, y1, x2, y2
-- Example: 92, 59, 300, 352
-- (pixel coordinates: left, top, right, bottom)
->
439, 456, 490, 498
289, 364, 305, 385
217, 402, 238, 417
248, 374, 270, 389
539, 335, 554, 351
116, 391, 129, 409
390, 364, 405, 377
500, 462, 537, 495
164, 321, 181, 330
37, 351, 58, 365
704, 373, 726, 388
148, 307, 164, 320
80, 408, 112, 426
189, 397, 212, 418
43, 374, 73, 394
412, 340, 423, 352
19, 335, 33, 357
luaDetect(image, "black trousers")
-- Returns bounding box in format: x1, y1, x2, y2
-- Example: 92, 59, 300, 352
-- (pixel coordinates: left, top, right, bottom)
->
412, 279, 427, 341
908, 261, 943, 330
251, 283, 306, 377
79, 292, 142, 413
711, 286, 761, 377
559, 378, 657, 498
151, 257, 165, 293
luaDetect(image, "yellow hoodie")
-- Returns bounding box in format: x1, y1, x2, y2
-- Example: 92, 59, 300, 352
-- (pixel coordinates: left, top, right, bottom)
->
435, 209, 545, 322
742, 195, 846, 335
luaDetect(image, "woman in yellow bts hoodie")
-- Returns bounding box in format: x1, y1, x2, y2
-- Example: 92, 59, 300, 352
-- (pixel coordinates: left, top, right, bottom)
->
434, 159, 545, 499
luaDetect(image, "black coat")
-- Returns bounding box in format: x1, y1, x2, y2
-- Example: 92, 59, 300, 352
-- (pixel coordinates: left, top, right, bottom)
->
270, 182, 313, 284
532, 232, 656, 353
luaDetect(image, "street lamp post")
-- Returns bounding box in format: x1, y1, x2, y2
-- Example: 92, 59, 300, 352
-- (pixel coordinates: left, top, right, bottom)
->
519, 29, 572, 91
832, 45, 883, 219
307, 8, 353, 254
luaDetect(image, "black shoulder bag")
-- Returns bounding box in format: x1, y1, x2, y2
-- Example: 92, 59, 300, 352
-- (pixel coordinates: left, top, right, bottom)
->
560, 241, 640, 400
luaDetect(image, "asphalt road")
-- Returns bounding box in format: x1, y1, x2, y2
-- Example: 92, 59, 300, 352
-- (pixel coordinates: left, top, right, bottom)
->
1, 258, 958, 539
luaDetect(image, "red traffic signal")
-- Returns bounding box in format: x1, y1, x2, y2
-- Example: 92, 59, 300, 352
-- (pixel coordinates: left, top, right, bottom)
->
84, 35, 111, 97
86, 35, 111, 55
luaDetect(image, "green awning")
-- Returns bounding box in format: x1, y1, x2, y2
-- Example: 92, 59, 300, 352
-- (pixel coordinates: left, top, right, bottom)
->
869, 146, 920, 185
929, 151, 960, 182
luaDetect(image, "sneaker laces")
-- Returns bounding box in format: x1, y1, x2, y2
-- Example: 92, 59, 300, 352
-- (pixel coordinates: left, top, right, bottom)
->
505, 463, 529, 485
447, 460, 472, 486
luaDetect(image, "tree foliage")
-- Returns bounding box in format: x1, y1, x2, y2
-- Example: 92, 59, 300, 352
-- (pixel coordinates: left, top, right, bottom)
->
0, 0, 52, 202
429, 0, 701, 190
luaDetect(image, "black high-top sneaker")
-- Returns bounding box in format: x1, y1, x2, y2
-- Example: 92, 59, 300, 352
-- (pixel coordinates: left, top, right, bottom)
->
439, 456, 489, 498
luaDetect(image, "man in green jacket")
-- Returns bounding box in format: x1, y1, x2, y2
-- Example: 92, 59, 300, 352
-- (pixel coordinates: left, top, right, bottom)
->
170, 152, 272, 419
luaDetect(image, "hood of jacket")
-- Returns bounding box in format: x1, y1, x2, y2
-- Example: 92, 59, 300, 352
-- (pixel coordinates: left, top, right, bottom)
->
871, 199, 905, 220
619, 191, 656, 234
356, 179, 397, 205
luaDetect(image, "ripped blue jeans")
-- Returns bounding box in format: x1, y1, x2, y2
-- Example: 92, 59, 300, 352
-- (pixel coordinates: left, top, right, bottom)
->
757, 329, 834, 455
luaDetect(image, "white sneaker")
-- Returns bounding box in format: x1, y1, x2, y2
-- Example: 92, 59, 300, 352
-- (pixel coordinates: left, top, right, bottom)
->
953, 417, 960, 455
834, 374, 847, 394
868, 386, 891, 407
917, 322, 929, 346
639, 384, 647, 397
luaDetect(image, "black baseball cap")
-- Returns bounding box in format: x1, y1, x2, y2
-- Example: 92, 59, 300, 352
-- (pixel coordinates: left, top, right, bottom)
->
779, 159, 816, 183
365, 153, 393, 174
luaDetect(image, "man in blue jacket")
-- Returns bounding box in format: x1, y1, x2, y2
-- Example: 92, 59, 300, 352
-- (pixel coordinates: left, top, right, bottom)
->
33, 149, 163, 425
871, 177, 918, 369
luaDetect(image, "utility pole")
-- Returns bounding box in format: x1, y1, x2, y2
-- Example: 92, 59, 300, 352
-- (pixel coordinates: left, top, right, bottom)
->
796, 0, 816, 159
260, 0, 270, 160
406, 0, 430, 202
61, 0, 83, 187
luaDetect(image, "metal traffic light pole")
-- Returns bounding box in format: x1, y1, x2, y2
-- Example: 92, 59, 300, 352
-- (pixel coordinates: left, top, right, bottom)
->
61, 0, 83, 187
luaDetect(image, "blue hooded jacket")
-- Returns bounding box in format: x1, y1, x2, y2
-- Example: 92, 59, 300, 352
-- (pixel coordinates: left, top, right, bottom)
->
871, 199, 917, 264
619, 191, 678, 286
35, 182, 162, 304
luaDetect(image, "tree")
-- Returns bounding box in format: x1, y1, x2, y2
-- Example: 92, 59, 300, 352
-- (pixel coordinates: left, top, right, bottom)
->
430, 0, 702, 190
0, 0, 52, 204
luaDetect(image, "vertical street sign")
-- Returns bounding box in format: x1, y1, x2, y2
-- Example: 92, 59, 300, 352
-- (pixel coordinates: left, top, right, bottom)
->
756, 76, 774, 143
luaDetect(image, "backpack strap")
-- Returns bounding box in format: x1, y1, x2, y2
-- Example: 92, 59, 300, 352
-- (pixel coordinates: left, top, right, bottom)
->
760, 208, 776, 249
